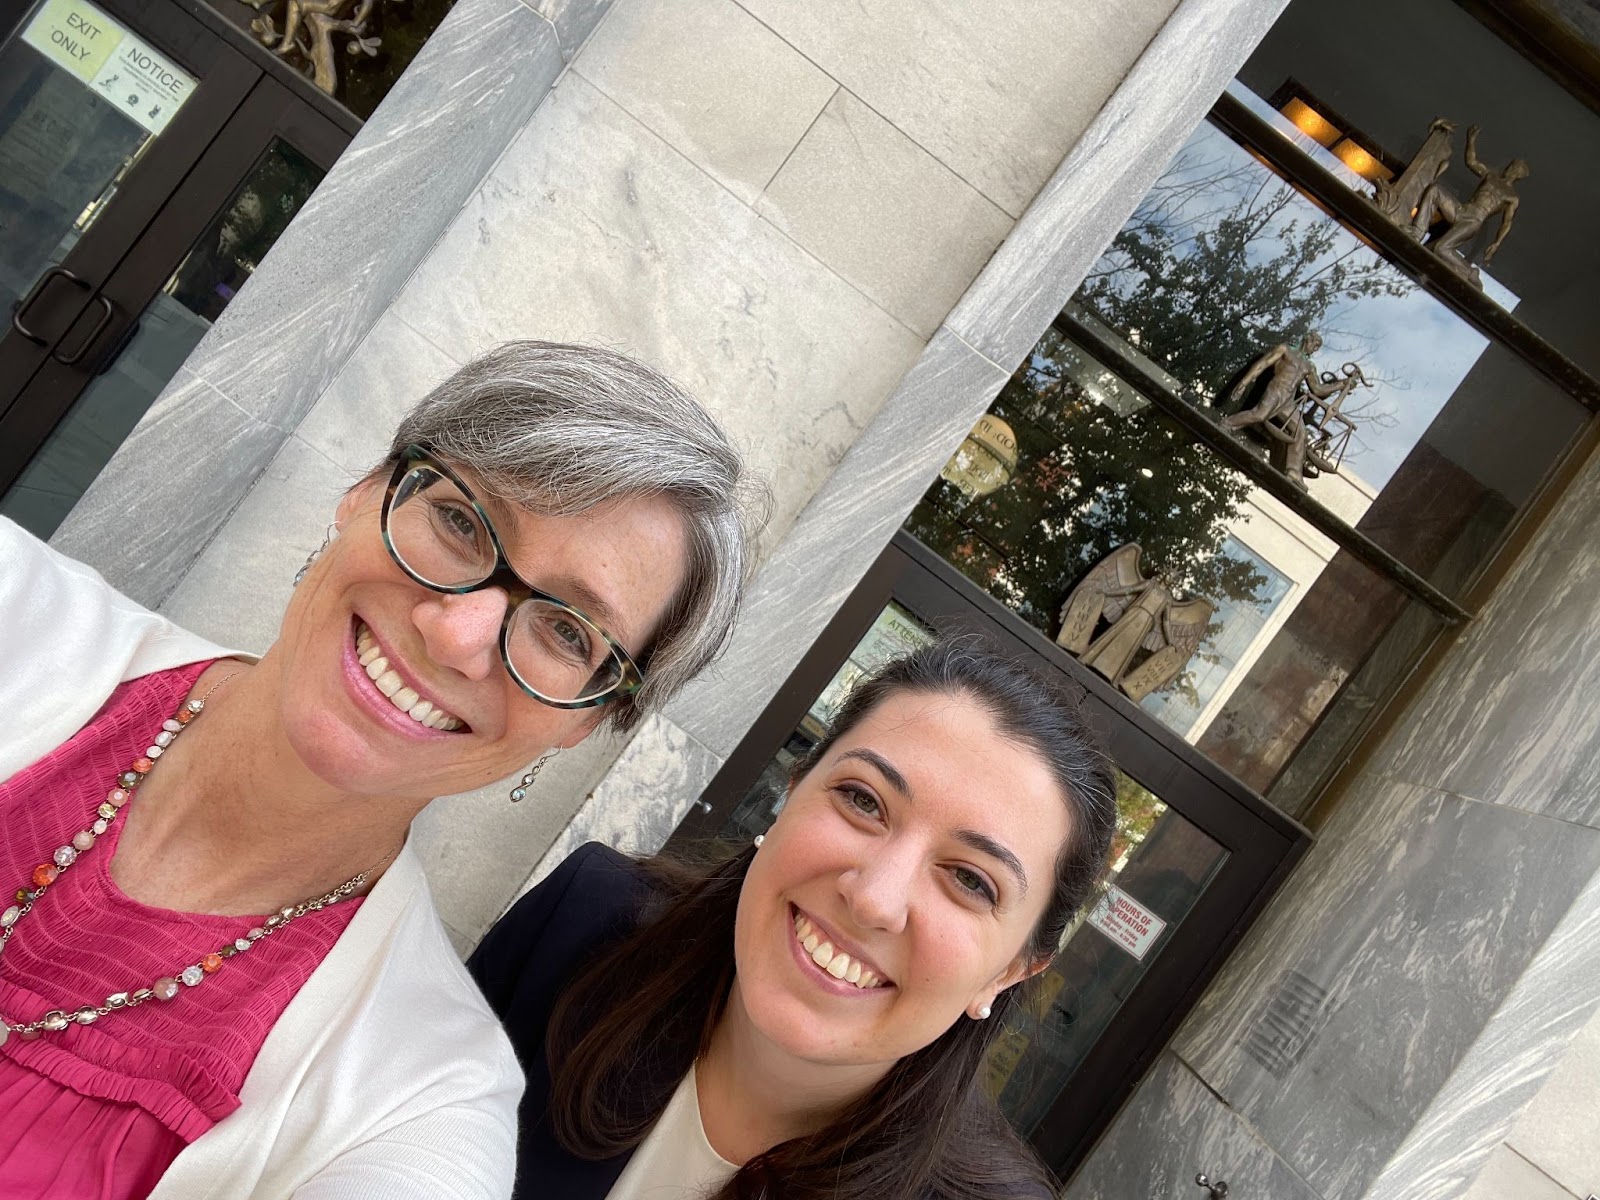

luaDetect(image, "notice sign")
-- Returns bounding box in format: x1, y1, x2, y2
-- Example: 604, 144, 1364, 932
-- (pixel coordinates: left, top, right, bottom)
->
1086, 886, 1168, 961
22, 0, 195, 135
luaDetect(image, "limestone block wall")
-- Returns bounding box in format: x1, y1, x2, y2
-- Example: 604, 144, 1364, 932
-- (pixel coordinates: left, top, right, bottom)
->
1065, 442, 1600, 1199
109, 0, 1196, 951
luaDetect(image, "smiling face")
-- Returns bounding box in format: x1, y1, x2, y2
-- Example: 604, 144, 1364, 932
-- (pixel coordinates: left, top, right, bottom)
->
731, 688, 1070, 1070
268, 465, 689, 803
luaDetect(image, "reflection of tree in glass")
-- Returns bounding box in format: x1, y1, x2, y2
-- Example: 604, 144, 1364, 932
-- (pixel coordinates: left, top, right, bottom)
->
1107, 773, 1165, 872
170, 144, 320, 323
907, 325, 1264, 636
1079, 142, 1411, 414
908, 134, 1414, 668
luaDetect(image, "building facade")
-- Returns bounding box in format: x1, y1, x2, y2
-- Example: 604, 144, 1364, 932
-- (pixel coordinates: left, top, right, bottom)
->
4, 0, 1598, 1195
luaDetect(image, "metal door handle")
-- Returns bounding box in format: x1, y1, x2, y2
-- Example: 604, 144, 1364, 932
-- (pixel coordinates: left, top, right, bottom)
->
95, 318, 141, 377
12, 266, 91, 344
53, 294, 116, 366
1195, 1174, 1229, 1198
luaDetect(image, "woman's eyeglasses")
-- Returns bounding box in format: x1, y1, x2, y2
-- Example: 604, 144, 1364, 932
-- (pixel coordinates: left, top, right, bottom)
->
381, 445, 645, 709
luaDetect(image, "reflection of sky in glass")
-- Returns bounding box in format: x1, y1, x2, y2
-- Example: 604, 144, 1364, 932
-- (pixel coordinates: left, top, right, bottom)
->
1142, 535, 1290, 738
1100, 95, 1520, 491
1225, 83, 1521, 314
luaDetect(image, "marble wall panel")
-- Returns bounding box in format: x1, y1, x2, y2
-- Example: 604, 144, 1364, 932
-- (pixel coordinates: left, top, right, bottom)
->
389, 72, 923, 553
756, 89, 1014, 338
577, 0, 836, 205
1363, 863, 1600, 1200
1063, 1053, 1321, 1200
292, 309, 462, 476
518, 714, 725, 900
1377, 450, 1600, 831
1507, 1001, 1600, 1197
1460, 1146, 1574, 1200
53, 0, 568, 605
737, 0, 1182, 218
51, 368, 287, 611
663, 327, 1008, 760
526, 0, 612, 59
944, 0, 1293, 372
1170, 773, 1600, 1200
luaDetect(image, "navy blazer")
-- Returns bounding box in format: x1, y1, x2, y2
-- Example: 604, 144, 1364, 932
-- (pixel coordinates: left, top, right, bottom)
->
468, 842, 656, 1200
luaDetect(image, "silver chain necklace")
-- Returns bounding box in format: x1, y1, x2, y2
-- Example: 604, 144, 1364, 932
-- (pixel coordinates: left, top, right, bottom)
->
0, 674, 385, 1044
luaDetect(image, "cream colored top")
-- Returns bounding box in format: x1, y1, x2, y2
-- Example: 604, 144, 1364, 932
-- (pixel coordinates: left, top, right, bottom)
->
605, 1069, 739, 1200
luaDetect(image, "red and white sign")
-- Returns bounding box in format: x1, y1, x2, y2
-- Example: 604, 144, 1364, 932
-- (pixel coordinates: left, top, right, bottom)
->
1086, 886, 1168, 961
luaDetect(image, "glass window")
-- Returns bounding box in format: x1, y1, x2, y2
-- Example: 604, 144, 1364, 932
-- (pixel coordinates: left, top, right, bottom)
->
1235, 0, 1600, 378
1071, 109, 1587, 601
907, 322, 1450, 813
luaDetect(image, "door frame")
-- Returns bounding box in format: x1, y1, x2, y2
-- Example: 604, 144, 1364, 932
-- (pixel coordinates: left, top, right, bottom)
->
0, 0, 350, 513
672, 530, 1312, 1179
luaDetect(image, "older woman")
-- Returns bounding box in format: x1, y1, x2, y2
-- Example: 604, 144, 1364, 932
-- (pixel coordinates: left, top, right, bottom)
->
471, 636, 1118, 1200
0, 341, 763, 1199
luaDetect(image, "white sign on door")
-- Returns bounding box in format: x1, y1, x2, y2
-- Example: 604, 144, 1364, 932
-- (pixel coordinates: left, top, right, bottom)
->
22, 0, 196, 135
1086, 885, 1169, 961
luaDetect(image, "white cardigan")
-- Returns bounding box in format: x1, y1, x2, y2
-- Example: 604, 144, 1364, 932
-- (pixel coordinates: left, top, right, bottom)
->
0, 518, 520, 1199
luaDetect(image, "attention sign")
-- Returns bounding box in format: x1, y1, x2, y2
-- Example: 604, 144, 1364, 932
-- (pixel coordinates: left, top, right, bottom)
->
22, 0, 196, 135
1086, 885, 1168, 961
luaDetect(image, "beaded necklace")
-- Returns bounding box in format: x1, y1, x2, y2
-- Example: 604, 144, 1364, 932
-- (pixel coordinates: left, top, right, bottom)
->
0, 675, 385, 1044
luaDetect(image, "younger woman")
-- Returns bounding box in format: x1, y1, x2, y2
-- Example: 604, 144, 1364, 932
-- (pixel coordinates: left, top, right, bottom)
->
470, 636, 1117, 1199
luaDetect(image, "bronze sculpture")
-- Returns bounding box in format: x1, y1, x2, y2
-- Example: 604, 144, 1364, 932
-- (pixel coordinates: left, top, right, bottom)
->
1373, 117, 1456, 226
1222, 333, 1346, 488
1056, 544, 1214, 703
1411, 126, 1527, 285
249, 0, 384, 95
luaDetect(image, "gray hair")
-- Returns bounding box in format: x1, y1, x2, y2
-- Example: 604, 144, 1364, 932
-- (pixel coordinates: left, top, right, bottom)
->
387, 340, 769, 732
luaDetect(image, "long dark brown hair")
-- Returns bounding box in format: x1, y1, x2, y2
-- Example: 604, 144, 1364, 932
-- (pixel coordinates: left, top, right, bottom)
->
546, 637, 1117, 1198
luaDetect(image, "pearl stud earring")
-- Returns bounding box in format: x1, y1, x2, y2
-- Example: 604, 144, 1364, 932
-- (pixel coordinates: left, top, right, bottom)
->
976, 1004, 992, 1020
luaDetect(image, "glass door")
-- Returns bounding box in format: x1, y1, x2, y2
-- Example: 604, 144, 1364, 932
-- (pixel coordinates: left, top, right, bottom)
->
0, 0, 255, 406
671, 532, 1310, 1178
0, 0, 349, 537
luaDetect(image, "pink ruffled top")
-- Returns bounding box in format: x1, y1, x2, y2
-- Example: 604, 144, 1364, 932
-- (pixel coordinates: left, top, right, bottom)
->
0, 662, 361, 1199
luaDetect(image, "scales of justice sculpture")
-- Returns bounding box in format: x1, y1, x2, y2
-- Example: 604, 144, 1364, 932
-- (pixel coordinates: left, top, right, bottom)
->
1222, 331, 1371, 489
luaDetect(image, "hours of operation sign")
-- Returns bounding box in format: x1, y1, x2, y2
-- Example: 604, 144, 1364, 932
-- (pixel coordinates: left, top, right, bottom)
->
21, 0, 196, 135
1086, 885, 1169, 961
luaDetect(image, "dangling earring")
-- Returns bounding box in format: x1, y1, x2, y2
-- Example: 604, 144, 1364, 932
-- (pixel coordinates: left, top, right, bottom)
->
753, 834, 765, 848
509, 749, 559, 803
293, 523, 338, 586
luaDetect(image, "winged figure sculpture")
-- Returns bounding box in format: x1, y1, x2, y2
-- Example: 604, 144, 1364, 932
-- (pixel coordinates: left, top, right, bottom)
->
1056, 543, 1216, 702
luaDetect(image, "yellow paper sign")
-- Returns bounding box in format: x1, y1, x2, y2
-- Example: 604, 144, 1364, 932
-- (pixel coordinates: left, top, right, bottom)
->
21, 0, 195, 135
21, 0, 120, 81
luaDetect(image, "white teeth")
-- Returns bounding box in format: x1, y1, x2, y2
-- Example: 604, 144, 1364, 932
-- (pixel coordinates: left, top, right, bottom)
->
792, 911, 886, 990
354, 623, 465, 732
